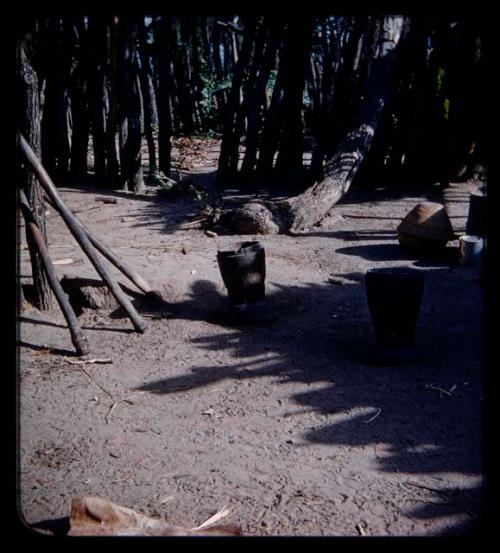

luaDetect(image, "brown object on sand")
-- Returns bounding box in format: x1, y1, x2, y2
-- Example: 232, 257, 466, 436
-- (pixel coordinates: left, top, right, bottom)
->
68, 496, 242, 536
397, 202, 455, 250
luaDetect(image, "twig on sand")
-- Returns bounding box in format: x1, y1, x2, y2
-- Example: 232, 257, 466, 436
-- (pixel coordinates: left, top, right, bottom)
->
71, 366, 114, 399
355, 523, 366, 536
404, 480, 451, 495
192, 505, 231, 531
66, 358, 113, 365
363, 408, 382, 423
105, 392, 146, 424
424, 383, 454, 397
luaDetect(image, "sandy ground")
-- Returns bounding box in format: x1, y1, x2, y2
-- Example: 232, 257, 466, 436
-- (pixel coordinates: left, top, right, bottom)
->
17, 149, 485, 536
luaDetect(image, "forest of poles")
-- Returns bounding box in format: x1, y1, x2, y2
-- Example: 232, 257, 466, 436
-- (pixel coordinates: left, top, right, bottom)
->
18, 15, 486, 194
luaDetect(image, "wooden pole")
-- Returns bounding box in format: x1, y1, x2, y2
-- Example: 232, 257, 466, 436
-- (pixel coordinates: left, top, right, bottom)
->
43, 194, 153, 294
18, 189, 90, 356
17, 132, 148, 333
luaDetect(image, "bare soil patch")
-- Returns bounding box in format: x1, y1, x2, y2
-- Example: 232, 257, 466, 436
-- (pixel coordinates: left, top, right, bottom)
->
17, 145, 484, 536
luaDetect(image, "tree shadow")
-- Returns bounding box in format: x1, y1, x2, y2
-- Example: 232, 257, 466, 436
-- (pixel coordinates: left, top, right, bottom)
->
18, 315, 134, 334
17, 340, 78, 357
129, 269, 485, 531
336, 243, 460, 267
335, 183, 444, 206
303, 229, 398, 241
29, 516, 70, 536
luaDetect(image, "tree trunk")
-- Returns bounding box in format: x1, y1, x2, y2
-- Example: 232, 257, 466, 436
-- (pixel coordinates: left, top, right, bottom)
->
17, 32, 53, 310
118, 18, 145, 192
69, 16, 90, 179
239, 18, 284, 179
153, 16, 173, 176
444, 20, 483, 181
211, 20, 227, 120
274, 18, 314, 180
216, 17, 258, 185
254, 28, 288, 177
40, 17, 72, 182
88, 17, 107, 180
138, 18, 158, 175
105, 15, 121, 184
173, 19, 196, 134
222, 16, 405, 235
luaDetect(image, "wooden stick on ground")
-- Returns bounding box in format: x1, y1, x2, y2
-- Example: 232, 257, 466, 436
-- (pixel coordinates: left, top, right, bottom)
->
43, 195, 153, 295
18, 189, 90, 356
17, 132, 147, 333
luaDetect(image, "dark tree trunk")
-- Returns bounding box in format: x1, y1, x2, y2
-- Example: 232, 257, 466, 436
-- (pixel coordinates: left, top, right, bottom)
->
239, 17, 284, 179
189, 17, 205, 131
172, 19, 197, 134
69, 17, 90, 179
444, 20, 483, 181
138, 18, 158, 175
274, 17, 314, 180
390, 17, 430, 184
153, 16, 173, 176
105, 15, 121, 184
118, 17, 145, 192
17, 32, 53, 310
40, 17, 72, 182
124, 74, 145, 191
87, 17, 107, 180
317, 16, 368, 176
228, 17, 269, 176
216, 17, 258, 185
223, 16, 406, 234
211, 20, 227, 119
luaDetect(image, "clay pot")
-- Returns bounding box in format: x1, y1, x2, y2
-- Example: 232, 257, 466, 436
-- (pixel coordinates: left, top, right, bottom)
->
397, 202, 455, 251
365, 267, 425, 348
217, 241, 266, 305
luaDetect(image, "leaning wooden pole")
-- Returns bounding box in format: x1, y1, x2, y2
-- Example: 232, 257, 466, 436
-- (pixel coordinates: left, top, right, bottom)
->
17, 132, 148, 334
18, 189, 90, 356
43, 195, 154, 295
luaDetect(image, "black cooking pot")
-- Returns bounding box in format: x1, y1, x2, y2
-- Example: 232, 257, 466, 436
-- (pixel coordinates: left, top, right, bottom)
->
217, 241, 266, 305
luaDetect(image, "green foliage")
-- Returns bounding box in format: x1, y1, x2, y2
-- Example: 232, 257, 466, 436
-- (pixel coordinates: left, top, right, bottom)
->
192, 186, 225, 226
436, 66, 445, 95
443, 98, 450, 120
154, 171, 186, 199
199, 75, 231, 115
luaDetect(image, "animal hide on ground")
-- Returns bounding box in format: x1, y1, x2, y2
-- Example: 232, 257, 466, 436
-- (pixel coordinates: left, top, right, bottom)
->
68, 496, 242, 536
